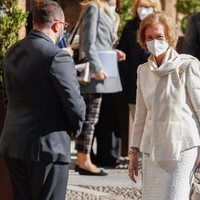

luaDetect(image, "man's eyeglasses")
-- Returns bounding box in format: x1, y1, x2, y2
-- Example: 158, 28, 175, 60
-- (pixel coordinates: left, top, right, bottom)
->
54, 19, 69, 28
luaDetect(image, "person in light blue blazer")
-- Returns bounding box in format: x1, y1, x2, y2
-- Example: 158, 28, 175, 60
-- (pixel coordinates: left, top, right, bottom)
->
75, 0, 125, 176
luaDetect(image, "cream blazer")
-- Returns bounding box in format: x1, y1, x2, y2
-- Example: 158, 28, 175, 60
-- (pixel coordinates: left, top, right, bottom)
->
130, 53, 200, 155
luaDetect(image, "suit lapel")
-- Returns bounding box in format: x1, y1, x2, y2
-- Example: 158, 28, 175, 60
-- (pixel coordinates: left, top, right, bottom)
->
100, 11, 114, 41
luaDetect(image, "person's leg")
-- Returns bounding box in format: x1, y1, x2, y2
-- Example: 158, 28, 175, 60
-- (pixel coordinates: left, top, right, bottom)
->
142, 148, 198, 200
5, 158, 69, 200
95, 93, 121, 167
128, 103, 136, 122
4, 157, 32, 200
30, 161, 69, 200
75, 93, 103, 173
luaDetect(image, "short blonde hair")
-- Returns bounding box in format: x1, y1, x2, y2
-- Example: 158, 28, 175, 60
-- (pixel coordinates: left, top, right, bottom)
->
132, 0, 162, 19
137, 11, 179, 50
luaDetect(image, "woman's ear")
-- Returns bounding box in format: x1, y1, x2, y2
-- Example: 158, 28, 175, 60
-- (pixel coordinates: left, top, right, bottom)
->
51, 22, 59, 33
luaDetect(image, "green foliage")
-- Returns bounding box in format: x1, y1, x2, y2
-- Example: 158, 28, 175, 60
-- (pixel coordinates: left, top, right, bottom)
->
176, 0, 200, 33
0, 0, 28, 88
118, 0, 133, 36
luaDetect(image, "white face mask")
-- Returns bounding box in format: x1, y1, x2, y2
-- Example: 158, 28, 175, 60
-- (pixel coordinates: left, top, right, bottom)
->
110, 5, 116, 13
146, 39, 169, 57
137, 7, 153, 20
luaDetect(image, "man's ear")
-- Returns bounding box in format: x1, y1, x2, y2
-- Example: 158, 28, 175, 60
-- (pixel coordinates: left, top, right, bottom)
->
51, 22, 59, 33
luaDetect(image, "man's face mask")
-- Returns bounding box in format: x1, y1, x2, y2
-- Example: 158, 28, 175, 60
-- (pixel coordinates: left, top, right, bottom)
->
57, 31, 67, 48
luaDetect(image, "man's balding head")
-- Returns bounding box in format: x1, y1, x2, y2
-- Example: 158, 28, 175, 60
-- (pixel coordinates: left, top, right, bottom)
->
33, 0, 64, 29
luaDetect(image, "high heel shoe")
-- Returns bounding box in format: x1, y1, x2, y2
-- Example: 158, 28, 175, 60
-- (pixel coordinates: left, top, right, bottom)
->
78, 167, 108, 176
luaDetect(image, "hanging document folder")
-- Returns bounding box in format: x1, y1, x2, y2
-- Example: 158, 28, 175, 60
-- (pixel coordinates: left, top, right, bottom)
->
98, 51, 118, 77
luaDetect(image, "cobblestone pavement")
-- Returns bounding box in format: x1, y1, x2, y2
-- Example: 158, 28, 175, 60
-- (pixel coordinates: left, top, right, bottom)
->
67, 141, 142, 199
67, 185, 142, 200
67, 155, 142, 200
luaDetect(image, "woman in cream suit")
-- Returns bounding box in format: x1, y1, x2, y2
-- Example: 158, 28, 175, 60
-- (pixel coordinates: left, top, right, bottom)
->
75, 0, 125, 175
128, 11, 200, 199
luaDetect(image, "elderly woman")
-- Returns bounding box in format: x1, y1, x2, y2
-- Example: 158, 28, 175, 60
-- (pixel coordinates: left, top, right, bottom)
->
128, 11, 200, 200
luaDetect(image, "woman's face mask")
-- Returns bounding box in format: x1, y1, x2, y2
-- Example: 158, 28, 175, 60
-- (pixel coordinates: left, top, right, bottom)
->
137, 7, 153, 20
110, 5, 116, 13
106, 0, 115, 5
146, 39, 169, 57
145, 23, 169, 57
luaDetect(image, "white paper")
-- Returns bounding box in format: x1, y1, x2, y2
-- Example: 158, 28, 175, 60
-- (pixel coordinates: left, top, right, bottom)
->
75, 62, 91, 83
98, 51, 118, 77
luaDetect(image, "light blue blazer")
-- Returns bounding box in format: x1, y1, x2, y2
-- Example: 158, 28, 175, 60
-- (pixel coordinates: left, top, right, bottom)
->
79, 2, 122, 93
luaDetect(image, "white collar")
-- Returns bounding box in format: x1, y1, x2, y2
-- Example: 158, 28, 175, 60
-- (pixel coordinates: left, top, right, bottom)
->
47, 34, 56, 44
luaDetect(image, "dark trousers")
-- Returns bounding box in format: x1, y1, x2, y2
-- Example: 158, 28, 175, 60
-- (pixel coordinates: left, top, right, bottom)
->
5, 157, 69, 200
93, 93, 121, 166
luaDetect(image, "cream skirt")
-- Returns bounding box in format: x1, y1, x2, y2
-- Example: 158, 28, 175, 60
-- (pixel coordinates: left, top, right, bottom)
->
142, 147, 198, 200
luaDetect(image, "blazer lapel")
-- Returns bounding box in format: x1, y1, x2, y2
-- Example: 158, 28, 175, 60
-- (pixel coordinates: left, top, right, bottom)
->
100, 11, 114, 41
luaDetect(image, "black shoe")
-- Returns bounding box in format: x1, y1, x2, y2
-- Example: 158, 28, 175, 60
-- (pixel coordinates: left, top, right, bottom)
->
92, 156, 120, 168
97, 160, 120, 168
74, 164, 79, 172
78, 167, 108, 176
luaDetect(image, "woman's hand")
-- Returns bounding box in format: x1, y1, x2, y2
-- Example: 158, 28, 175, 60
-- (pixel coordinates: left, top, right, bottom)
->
196, 153, 200, 167
195, 148, 200, 166
94, 71, 106, 81
115, 49, 126, 62
128, 148, 139, 183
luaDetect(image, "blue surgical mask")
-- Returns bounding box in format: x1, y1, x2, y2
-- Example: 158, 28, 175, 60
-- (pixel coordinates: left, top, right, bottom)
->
57, 31, 67, 48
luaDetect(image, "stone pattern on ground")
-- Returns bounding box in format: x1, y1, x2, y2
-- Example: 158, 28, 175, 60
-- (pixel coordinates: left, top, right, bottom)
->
67, 185, 142, 200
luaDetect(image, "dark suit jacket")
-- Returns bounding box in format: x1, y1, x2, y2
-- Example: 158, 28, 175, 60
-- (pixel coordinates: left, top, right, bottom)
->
0, 30, 85, 163
184, 12, 200, 60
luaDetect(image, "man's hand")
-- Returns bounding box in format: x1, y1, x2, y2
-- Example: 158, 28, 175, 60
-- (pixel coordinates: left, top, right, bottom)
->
128, 150, 139, 183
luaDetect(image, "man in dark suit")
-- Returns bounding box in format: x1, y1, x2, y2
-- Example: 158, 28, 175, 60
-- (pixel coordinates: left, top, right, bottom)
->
0, 1, 85, 200
184, 12, 200, 60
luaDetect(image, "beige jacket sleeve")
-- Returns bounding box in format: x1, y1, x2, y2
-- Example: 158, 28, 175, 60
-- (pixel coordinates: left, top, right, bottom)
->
130, 66, 148, 148
186, 58, 200, 122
